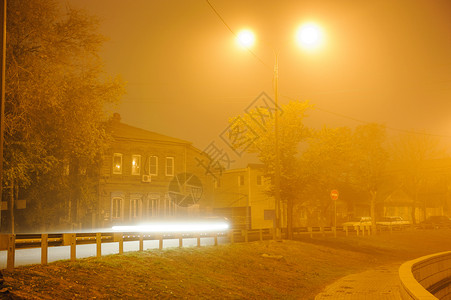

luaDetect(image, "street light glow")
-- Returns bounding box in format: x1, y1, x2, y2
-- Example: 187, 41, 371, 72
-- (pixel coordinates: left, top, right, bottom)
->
236, 29, 255, 48
296, 23, 323, 50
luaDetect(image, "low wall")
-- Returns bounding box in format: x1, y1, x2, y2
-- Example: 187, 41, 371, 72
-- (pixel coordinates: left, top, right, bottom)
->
399, 251, 451, 299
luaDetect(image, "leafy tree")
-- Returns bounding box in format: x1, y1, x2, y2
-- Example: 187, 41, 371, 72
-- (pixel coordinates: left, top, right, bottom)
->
3, 0, 123, 232
228, 100, 311, 238
349, 123, 389, 230
390, 133, 448, 223
301, 126, 354, 225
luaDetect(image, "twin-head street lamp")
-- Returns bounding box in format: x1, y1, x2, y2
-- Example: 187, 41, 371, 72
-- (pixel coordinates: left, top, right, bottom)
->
235, 23, 324, 238
236, 23, 323, 50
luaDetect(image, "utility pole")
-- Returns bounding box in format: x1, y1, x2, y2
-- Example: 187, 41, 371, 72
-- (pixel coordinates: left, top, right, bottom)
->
0, 0, 6, 233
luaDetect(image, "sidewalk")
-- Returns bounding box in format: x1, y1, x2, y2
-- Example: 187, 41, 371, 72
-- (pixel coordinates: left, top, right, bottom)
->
315, 262, 403, 300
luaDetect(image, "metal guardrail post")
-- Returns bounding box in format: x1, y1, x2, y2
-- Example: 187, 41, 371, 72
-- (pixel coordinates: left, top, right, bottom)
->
345, 226, 349, 236
333, 226, 337, 238
308, 227, 313, 238
244, 230, 248, 243
41, 234, 48, 265
196, 234, 201, 247
139, 233, 143, 251
118, 233, 124, 254
159, 235, 163, 250
95, 233, 102, 257
178, 235, 183, 248
214, 233, 218, 246
7, 234, 15, 271
70, 233, 76, 262
259, 229, 263, 241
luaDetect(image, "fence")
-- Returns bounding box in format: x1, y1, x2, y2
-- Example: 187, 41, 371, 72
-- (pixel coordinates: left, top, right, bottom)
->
0, 224, 414, 271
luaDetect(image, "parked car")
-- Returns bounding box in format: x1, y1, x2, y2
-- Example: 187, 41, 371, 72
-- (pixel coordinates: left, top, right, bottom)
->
419, 216, 451, 229
342, 217, 372, 228
376, 216, 410, 227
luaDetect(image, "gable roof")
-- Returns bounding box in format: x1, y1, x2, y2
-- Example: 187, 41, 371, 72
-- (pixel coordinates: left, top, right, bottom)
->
109, 115, 191, 145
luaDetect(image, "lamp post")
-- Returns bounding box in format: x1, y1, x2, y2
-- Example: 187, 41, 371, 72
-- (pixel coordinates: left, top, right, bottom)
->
236, 23, 323, 239
273, 53, 281, 237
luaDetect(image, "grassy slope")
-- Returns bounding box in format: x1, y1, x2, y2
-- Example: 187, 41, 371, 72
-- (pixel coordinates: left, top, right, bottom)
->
2, 229, 451, 299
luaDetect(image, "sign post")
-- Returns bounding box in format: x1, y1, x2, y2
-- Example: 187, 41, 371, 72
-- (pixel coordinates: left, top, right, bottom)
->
330, 190, 339, 235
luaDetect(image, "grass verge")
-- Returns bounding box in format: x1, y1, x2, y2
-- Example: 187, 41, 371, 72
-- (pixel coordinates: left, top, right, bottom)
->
2, 229, 451, 299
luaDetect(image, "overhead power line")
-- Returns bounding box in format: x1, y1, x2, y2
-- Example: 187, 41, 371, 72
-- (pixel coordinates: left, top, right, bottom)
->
205, 2, 451, 140
282, 94, 451, 139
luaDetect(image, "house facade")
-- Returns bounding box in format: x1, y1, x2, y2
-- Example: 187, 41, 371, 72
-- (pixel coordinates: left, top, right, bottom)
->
212, 164, 275, 229
97, 114, 215, 229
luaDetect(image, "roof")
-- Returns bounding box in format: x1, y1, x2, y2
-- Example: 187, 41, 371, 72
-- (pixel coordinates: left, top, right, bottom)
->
110, 118, 191, 145
247, 163, 265, 169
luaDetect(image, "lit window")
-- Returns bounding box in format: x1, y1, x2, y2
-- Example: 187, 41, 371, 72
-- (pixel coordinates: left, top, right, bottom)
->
113, 153, 122, 174
112, 197, 122, 219
149, 156, 158, 176
166, 157, 174, 176
238, 175, 244, 186
132, 155, 141, 175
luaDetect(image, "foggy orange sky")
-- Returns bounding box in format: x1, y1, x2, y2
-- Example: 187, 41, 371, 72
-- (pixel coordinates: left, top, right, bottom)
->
70, 0, 451, 166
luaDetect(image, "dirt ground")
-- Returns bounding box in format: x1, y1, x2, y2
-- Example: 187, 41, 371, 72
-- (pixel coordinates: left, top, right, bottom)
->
1, 229, 451, 299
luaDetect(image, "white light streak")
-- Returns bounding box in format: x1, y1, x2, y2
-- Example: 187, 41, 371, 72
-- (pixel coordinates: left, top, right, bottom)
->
112, 220, 230, 233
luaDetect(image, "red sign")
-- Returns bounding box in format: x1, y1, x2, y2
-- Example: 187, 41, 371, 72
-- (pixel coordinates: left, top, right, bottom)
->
330, 189, 339, 201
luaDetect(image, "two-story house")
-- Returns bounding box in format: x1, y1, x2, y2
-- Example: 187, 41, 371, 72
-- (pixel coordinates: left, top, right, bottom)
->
97, 114, 214, 228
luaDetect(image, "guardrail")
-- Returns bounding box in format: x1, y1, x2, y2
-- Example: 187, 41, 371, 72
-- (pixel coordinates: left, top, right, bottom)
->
399, 251, 451, 299
0, 224, 422, 271
0, 231, 228, 271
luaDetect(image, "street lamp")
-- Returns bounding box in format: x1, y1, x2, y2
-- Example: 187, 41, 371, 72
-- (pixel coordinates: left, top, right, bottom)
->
295, 23, 324, 50
236, 29, 255, 48
236, 23, 324, 238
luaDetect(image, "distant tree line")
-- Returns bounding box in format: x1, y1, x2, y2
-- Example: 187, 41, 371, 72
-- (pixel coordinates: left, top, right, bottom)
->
229, 101, 450, 238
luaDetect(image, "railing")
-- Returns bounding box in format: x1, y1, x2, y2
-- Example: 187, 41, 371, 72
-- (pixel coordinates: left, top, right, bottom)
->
0, 231, 227, 271
399, 251, 451, 299
0, 224, 419, 271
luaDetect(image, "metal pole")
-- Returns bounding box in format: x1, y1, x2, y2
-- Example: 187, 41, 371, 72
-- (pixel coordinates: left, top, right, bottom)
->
334, 199, 337, 228
0, 0, 6, 233
247, 166, 250, 230
274, 53, 281, 238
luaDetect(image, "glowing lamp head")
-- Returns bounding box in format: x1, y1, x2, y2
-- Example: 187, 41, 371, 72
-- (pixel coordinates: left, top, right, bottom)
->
296, 23, 323, 50
236, 29, 255, 48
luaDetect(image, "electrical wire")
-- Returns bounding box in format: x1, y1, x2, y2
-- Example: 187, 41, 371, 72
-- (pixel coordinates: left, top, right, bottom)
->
205, 1, 451, 140
282, 94, 451, 139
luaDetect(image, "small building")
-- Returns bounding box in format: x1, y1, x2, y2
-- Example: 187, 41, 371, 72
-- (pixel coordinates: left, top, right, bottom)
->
212, 164, 275, 229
